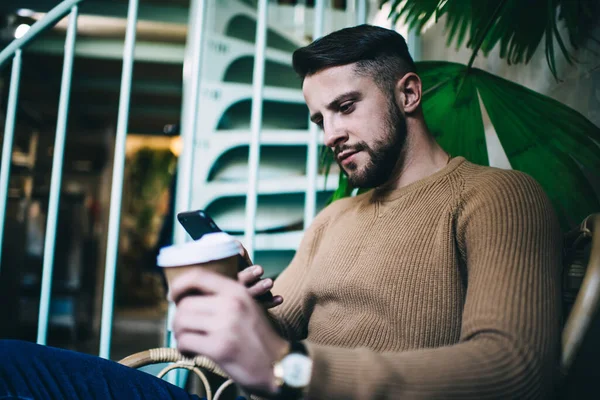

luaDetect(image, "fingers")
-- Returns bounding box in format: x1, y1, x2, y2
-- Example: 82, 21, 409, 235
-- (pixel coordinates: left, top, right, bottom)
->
238, 267, 284, 308
238, 265, 264, 287
263, 295, 284, 309
177, 295, 222, 317
169, 268, 242, 304
176, 332, 207, 359
172, 295, 222, 335
247, 277, 273, 297
168, 266, 282, 310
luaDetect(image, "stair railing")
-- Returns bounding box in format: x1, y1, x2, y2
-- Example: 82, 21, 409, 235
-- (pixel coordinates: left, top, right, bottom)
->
0, 0, 86, 347
0, 0, 143, 360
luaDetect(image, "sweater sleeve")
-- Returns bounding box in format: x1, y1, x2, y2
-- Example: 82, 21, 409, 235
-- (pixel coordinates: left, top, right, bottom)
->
267, 205, 333, 340
303, 171, 562, 399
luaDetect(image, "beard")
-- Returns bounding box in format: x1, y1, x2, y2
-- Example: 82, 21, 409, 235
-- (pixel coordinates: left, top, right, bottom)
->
335, 99, 407, 189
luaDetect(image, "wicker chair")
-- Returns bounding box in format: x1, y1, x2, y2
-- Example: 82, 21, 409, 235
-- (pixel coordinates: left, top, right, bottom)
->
120, 213, 600, 398
561, 213, 600, 397
118, 347, 241, 400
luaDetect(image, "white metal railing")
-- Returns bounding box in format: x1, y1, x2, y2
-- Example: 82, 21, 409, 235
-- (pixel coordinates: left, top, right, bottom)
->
37, 3, 79, 346
0, 49, 21, 272
98, 0, 140, 359
0, 0, 368, 368
303, 0, 325, 228
166, 1, 208, 379
0, 0, 144, 356
357, 0, 367, 25
244, 0, 269, 261
0, 0, 86, 346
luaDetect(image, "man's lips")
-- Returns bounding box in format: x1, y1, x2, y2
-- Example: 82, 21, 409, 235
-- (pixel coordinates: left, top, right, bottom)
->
337, 150, 360, 165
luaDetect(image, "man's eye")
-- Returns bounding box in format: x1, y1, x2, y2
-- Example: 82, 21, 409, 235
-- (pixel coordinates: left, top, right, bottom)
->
339, 102, 354, 114
316, 120, 323, 129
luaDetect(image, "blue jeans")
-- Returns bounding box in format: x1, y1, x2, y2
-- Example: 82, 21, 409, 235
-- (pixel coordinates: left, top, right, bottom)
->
0, 340, 201, 400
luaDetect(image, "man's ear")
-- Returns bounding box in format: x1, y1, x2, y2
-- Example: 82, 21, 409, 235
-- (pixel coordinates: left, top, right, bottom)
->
395, 72, 422, 114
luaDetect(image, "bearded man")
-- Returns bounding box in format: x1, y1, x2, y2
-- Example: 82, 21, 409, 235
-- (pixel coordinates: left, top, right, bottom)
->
0, 25, 561, 400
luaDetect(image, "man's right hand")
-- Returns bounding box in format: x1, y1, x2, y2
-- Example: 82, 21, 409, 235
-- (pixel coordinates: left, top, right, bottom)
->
238, 265, 284, 309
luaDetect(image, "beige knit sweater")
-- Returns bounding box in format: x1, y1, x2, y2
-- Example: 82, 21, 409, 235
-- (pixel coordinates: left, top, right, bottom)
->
269, 157, 562, 399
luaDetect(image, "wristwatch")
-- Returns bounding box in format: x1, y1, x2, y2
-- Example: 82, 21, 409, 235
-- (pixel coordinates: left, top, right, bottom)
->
273, 341, 313, 399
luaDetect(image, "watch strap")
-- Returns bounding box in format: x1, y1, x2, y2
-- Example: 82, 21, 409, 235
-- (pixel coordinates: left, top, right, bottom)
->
289, 341, 308, 356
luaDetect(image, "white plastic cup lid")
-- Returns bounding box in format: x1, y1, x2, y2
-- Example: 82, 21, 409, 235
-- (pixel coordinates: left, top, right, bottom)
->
157, 232, 242, 268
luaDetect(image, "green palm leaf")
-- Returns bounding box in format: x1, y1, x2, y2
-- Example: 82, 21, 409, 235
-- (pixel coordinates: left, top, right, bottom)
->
418, 62, 488, 166
473, 68, 600, 227
422, 61, 600, 229
384, 0, 600, 78
329, 170, 354, 203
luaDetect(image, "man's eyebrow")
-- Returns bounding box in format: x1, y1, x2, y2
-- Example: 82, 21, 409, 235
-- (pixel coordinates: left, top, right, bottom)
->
327, 91, 361, 111
309, 90, 361, 123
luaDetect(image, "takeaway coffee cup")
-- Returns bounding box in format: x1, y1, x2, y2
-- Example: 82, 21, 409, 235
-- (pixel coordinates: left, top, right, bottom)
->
157, 232, 242, 290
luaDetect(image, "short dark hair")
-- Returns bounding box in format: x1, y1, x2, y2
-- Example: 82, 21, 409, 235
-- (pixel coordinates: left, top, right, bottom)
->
292, 24, 416, 94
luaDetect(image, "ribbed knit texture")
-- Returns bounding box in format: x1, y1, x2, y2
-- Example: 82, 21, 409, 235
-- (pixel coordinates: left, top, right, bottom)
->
269, 157, 562, 399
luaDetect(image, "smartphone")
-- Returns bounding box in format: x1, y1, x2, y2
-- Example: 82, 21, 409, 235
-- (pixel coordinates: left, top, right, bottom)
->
176, 209, 274, 303
177, 210, 221, 240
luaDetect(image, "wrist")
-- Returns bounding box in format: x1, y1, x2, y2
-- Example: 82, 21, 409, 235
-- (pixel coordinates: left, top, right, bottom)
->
271, 341, 312, 399
267, 340, 291, 395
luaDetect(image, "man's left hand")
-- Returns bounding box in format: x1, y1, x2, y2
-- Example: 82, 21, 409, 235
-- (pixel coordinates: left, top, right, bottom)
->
170, 268, 289, 396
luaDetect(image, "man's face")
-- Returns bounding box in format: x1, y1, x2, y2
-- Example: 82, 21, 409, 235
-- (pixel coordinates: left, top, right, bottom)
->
302, 64, 407, 188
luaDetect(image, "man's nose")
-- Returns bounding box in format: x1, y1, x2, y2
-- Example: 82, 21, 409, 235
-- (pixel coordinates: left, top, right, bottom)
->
323, 123, 348, 149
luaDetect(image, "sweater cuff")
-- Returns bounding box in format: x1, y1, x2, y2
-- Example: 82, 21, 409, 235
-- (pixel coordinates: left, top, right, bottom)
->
305, 342, 360, 399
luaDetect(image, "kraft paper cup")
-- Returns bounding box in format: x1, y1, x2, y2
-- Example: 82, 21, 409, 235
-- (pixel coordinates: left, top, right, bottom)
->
157, 232, 242, 290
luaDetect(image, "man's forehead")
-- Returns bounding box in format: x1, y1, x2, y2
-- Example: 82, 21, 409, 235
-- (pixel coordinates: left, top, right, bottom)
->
302, 64, 368, 107
303, 64, 355, 90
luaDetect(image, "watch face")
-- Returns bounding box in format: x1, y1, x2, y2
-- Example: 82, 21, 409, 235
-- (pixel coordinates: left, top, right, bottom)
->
281, 353, 313, 388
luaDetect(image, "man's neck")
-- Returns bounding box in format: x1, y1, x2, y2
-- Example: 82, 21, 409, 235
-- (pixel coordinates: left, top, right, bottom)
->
378, 121, 449, 193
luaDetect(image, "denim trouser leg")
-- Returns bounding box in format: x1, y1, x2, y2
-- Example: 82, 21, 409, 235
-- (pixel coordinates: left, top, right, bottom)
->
0, 340, 201, 400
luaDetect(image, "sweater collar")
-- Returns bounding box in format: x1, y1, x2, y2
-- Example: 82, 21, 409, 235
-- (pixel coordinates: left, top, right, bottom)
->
369, 156, 466, 203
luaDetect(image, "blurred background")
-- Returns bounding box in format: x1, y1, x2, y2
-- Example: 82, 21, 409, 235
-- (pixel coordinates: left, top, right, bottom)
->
0, 0, 598, 365
0, 0, 361, 361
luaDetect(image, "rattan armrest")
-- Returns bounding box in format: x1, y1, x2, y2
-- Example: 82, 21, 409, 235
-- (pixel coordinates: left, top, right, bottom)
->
562, 214, 600, 372
119, 347, 235, 400
119, 347, 227, 377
